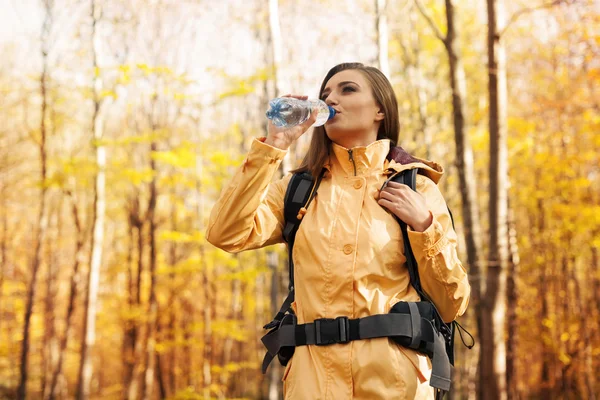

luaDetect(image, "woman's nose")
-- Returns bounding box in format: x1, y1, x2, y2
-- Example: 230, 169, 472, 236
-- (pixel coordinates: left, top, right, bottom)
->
326, 96, 338, 106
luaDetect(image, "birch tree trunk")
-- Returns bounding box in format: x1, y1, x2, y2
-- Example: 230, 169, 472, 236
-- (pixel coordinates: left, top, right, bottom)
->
481, 0, 508, 398
264, 2, 285, 397
17, 1, 52, 398
77, 0, 107, 397
267, 0, 293, 174
375, 0, 390, 78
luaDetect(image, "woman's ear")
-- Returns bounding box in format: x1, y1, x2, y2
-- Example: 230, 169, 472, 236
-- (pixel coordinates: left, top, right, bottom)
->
375, 109, 385, 121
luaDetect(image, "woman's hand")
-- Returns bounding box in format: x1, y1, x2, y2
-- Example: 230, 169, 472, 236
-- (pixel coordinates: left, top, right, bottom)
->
264, 94, 318, 150
378, 181, 433, 232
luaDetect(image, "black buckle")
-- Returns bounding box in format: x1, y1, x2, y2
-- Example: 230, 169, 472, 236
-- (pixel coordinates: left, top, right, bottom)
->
315, 316, 350, 346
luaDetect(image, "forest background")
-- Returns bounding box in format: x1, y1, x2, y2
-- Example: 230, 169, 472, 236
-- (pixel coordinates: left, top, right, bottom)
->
0, 0, 599, 399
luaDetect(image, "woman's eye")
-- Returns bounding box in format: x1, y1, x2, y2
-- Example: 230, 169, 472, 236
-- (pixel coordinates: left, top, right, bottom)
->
342, 86, 356, 93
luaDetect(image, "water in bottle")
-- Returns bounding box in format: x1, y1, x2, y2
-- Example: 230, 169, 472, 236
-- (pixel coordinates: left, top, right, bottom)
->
266, 97, 336, 128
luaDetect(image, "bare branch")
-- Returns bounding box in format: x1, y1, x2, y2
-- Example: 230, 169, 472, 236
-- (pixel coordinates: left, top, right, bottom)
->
413, 0, 446, 44
499, 0, 566, 38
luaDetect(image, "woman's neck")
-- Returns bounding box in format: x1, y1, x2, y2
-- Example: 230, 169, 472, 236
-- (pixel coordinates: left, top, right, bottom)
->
331, 132, 378, 150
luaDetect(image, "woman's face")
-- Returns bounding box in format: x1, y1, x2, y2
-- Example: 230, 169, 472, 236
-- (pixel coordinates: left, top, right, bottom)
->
320, 69, 384, 146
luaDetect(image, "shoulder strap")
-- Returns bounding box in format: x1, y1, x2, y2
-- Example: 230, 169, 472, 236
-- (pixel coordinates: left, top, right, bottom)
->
282, 169, 325, 290
263, 170, 324, 332
391, 169, 458, 363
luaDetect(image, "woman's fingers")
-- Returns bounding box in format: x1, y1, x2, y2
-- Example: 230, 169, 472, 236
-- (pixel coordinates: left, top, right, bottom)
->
298, 108, 319, 131
281, 94, 308, 100
380, 185, 407, 199
377, 198, 393, 208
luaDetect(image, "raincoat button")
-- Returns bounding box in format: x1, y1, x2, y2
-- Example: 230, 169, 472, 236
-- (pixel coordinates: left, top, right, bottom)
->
353, 181, 363, 189
343, 244, 354, 254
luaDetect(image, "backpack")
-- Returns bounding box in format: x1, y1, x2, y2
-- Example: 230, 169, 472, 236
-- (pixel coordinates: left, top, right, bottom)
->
261, 166, 474, 399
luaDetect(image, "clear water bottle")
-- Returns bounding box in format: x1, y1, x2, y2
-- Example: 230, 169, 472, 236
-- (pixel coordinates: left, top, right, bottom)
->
266, 97, 336, 128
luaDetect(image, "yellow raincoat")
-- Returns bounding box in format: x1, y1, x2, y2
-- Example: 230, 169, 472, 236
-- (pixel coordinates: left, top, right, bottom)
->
207, 138, 470, 400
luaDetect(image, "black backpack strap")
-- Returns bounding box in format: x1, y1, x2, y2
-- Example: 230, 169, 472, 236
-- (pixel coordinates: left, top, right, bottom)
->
261, 169, 326, 372
263, 170, 325, 329
282, 169, 326, 290
388, 169, 457, 362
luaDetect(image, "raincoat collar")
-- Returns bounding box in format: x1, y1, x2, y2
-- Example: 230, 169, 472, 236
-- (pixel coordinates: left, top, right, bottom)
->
329, 139, 391, 177
326, 139, 445, 184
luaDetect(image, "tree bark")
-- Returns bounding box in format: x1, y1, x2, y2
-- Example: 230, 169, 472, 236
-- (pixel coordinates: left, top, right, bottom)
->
77, 0, 107, 397
17, 1, 52, 398
481, 0, 508, 398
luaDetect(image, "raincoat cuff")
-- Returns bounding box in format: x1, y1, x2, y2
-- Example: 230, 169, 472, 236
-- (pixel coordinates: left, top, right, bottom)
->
249, 137, 288, 160
407, 214, 449, 259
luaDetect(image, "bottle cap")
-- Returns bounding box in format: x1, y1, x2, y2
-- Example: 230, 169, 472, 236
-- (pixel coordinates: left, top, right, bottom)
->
328, 106, 336, 120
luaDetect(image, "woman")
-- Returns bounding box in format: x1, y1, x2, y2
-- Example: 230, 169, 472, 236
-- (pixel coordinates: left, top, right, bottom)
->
207, 63, 470, 400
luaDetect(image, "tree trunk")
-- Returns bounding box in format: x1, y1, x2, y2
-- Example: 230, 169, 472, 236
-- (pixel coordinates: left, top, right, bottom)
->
47, 196, 85, 400
481, 0, 508, 398
0, 185, 6, 338
536, 196, 552, 399
414, 2, 483, 394
375, 0, 390, 78
267, 0, 293, 174
263, 3, 285, 397
167, 201, 178, 397
142, 139, 159, 400
194, 150, 212, 400
267, 251, 282, 400
42, 202, 59, 399
443, 3, 484, 399
155, 350, 167, 399
77, 0, 107, 397
182, 299, 193, 389
218, 255, 243, 398
444, 0, 483, 322
506, 196, 519, 400
17, 1, 52, 398
127, 197, 145, 400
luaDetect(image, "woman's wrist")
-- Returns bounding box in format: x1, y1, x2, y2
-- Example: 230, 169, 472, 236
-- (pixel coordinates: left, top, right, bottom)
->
410, 211, 433, 232
264, 136, 291, 150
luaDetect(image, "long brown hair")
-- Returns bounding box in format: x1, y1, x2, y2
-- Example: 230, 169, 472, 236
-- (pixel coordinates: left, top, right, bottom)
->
292, 63, 401, 177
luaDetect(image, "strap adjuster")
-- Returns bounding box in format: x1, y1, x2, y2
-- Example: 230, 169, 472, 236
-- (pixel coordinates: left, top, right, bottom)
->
315, 316, 350, 345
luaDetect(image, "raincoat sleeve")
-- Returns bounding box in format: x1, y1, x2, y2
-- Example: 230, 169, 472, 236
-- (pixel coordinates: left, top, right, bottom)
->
206, 137, 291, 253
407, 175, 470, 323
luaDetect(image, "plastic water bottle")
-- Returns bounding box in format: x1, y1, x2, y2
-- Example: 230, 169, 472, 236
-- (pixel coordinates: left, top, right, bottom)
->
266, 98, 336, 128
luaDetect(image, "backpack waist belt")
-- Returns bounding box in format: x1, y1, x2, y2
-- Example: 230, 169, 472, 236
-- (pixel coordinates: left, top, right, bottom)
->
260, 304, 452, 392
